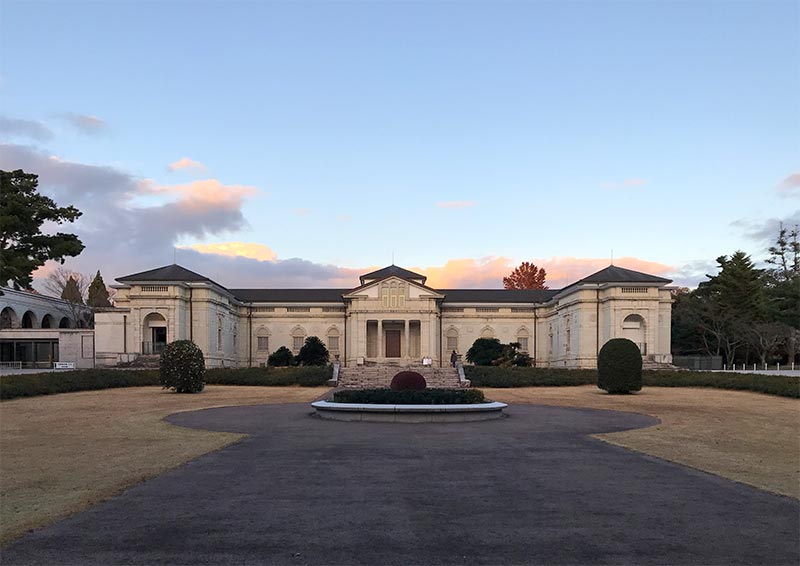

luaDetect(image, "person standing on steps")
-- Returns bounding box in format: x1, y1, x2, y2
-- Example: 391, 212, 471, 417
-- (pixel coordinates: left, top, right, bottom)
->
450, 350, 458, 368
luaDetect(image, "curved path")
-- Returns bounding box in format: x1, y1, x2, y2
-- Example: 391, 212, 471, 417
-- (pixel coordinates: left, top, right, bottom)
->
3, 404, 798, 565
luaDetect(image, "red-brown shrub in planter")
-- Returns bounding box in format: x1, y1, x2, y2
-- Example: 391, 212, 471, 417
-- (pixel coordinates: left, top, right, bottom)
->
390, 371, 427, 391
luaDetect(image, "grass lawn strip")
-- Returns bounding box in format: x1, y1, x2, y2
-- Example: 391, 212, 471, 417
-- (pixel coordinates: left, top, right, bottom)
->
486, 386, 799, 499
0, 386, 325, 547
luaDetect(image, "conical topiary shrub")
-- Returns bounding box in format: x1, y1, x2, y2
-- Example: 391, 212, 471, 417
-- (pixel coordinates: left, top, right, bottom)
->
597, 338, 642, 394
159, 340, 205, 393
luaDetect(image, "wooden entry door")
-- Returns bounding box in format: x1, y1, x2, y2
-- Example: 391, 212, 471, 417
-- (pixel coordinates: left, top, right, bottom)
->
385, 329, 401, 358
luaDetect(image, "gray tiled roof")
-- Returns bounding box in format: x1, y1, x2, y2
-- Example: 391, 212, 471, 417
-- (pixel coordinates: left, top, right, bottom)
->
117, 264, 215, 284
359, 265, 427, 285
440, 289, 558, 303
576, 265, 671, 285
229, 289, 348, 303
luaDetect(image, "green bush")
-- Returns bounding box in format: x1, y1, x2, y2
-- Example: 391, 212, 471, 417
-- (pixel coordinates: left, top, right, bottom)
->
466, 338, 504, 366
159, 340, 205, 393
205, 366, 331, 387
333, 388, 486, 405
642, 370, 800, 398
389, 371, 427, 391
465, 366, 596, 387
268, 346, 294, 367
597, 338, 642, 394
296, 336, 329, 366
0, 370, 159, 400
465, 366, 799, 399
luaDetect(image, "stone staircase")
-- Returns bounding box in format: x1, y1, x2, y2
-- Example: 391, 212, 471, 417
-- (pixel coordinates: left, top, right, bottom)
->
337, 363, 464, 389
642, 356, 681, 371
116, 354, 160, 369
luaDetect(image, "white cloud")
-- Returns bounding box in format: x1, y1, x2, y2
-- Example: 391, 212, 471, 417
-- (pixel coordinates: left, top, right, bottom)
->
168, 157, 207, 172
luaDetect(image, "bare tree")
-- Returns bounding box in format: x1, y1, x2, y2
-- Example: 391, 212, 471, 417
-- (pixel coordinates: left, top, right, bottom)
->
43, 267, 90, 300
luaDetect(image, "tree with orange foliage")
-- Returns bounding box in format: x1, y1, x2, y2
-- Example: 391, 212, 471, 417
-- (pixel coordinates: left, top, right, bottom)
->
503, 262, 548, 290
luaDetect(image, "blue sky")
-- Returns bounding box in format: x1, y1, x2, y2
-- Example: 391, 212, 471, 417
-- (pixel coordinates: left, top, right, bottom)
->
1, 0, 797, 289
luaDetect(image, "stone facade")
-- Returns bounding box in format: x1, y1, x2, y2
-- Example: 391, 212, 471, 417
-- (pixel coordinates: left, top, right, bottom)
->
94, 263, 674, 369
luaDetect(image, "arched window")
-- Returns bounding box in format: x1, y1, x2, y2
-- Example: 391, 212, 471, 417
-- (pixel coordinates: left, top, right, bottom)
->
446, 327, 459, 351
327, 326, 340, 353
291, 326, 306, 353
21, 311, 37, 328
480, 326, 494, 339
58, 317, 71, 329
256, 326, 271, 352
0, 307, 18, 329
41, 314, 55, 329
516, 327, 530, 352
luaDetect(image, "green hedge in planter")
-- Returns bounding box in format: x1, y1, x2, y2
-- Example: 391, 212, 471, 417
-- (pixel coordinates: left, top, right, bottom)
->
332, 388, 486, 405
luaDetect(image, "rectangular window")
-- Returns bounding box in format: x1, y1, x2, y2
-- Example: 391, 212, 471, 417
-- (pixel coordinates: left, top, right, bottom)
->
286, 307, 310, 313
476, 307, 499, 313
257, 336, 269, 351
328, 336, 339, 351
446, 336, 458, 351
293, 336, 304, 351
517, 337, 529, 352
565, 329, 571, 353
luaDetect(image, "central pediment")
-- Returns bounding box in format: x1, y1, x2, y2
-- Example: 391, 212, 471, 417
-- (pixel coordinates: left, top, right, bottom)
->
343, 275, 443, 302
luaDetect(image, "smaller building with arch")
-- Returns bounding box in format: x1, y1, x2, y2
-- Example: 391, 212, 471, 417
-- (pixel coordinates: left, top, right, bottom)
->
0, 287, 95, 369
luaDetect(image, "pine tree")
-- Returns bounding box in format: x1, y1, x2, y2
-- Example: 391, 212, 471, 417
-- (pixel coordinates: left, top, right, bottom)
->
61, 276, 84, 304
87, 270, 111, 307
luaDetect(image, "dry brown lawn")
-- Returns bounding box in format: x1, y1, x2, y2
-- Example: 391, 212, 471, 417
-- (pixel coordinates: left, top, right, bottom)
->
0, 386, 325, 546
1, 385, 797, 547
486, 386, 800, 500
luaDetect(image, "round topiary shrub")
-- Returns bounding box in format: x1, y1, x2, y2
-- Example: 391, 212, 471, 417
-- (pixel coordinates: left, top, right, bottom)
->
390, 371, 427, 391
159, 340, 205, 393
597, 338, 642, 394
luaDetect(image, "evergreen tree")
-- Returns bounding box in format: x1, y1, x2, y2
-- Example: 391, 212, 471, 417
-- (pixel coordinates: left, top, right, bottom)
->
296, 336, 329, 366
61, 276, 84, 304
0, 169, 84, 289
87, 270, 111, 307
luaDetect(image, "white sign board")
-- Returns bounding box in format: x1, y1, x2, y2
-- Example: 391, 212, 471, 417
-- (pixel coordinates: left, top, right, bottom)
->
54, 362, 75, 370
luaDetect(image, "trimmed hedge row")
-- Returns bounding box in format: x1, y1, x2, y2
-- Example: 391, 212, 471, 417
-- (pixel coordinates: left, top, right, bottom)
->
0, 369, 160, 400
465, 366, 596, 387
1, 366, 332, 401
464, 366, 800, 398
205, 366, 331, 387
333, 388, 486, 405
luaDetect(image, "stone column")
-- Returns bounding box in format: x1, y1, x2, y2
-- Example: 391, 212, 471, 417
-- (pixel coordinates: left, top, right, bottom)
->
404, 319, 410, 359
378, 319, 383, 359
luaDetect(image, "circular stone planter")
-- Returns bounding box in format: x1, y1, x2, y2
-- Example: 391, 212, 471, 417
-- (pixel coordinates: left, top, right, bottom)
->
311, 400, 508, 423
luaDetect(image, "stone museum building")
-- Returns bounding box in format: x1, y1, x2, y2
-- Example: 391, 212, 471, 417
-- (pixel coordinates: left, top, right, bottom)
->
93, 263, 674, 369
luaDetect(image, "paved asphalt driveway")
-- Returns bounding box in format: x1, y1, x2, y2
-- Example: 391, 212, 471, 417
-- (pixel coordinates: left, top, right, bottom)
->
3, 404, 798, 565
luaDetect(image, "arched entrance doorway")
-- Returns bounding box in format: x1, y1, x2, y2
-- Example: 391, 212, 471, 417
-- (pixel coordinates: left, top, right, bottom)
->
142, 312, 167, 354
621, 314, 646, 355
